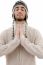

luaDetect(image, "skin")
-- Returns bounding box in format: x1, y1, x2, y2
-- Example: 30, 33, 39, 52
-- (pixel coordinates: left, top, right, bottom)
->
13, 4, 27, 38
13, 5, 26, 21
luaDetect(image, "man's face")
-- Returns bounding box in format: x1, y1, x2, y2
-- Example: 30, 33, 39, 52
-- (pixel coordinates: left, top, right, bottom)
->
13, 5, 26, 20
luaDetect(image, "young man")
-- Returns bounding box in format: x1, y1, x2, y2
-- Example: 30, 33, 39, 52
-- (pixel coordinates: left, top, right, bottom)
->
0, 1, 43, 65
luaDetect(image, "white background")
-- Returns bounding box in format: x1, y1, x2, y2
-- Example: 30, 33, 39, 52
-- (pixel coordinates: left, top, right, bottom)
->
0, 0, 43, 65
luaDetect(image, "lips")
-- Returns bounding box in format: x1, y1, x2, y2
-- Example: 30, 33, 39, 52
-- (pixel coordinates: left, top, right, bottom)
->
17, 12, 23, 16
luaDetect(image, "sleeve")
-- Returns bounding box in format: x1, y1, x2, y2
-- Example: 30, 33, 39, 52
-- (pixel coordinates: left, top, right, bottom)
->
0, 31, 20, 56
20, 30, 43, 59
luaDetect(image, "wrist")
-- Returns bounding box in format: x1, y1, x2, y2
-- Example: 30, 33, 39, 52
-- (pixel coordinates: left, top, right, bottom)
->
20, 35, 25, 41
21, 35, 25, 38
15, 35, 19, 38
14, 37, 20, 43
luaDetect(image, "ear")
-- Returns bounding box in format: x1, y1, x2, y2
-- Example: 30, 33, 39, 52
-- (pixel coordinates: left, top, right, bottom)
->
12, 8, 15, 19
12, 13, 15, 19
12, 13, 14, 19
26, 13, 28, 19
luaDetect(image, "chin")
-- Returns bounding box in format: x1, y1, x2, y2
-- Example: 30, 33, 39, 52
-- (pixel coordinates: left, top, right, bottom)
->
17, 19, 24, 21
14, 15, 25, 21
16, 17, 24, 20
18, 17, 24, 19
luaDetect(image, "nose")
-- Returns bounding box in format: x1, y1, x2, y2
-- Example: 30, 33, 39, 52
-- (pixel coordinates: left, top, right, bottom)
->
18, 11, 22, 14
18, 9, 21, 12
18, 10, 22, 15
18, 9, 22, 13
18, 8, 22, 12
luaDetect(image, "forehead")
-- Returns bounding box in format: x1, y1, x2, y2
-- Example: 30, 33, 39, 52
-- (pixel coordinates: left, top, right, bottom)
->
14, 5, 26, 9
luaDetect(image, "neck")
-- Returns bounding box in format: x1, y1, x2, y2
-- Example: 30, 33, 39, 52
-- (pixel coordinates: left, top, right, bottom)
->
16, 20, 26, 24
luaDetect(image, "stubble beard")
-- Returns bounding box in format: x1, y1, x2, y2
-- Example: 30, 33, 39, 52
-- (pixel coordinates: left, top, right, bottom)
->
14, 15, 25, 22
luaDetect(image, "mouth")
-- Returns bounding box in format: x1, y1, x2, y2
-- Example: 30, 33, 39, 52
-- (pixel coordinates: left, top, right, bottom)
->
17, 13, 23, 16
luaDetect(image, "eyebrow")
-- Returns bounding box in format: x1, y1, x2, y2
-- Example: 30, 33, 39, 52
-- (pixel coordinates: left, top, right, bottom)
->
15, 7, 19, 8
15, 6, 25, 9
21, 6, 25, 9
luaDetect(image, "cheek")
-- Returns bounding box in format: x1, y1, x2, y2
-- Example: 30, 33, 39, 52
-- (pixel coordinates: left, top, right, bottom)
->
14, 12, 18, 17
23, 12, 26, 17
